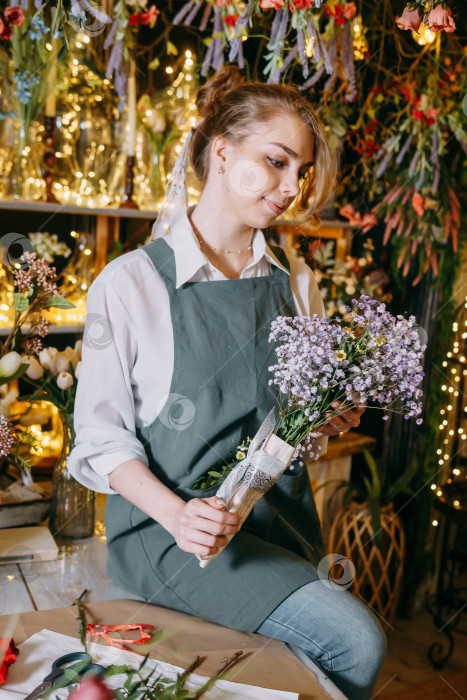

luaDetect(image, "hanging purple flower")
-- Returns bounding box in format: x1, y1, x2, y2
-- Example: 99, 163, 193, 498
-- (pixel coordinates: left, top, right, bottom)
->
268, 8, 283, 48
375, 135, 395, 161
172, 1, 194, 25
323, 35, 338, 89
408, 150, 419, 177
431, 163, 440, 194
431, 131, 439, 166
298, 65, 325, 91
375, 149, 393, 179
106, 39, 123, 80
201, 38, 215, 77
415, 166, 425, 192
199, 3, 212, 31
184, 0, 203, 26
296, 27, 309, 79
103, 19, 118, 51
212, 6, 224, 71
395, 133, 414, 165
306, 20, 321, 64
342, 22, 356, 102
276, 5, 290, 49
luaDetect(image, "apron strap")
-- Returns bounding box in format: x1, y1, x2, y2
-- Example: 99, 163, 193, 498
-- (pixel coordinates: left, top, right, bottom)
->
140, 238, 177, 291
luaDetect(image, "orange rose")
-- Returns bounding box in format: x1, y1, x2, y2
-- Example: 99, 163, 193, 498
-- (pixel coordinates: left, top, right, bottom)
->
395, 6, 422, 32
427, 5, 456, 33
259, 0, 286, 8
343, 2, 357, 20
4, 6, 25, 27
412, 192, 425, 217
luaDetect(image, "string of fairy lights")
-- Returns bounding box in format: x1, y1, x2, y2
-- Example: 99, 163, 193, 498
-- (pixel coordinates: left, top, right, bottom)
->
430, 295, 467, 526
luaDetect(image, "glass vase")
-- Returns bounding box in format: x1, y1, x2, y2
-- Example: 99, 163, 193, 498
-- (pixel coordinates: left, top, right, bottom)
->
49, 412, 95, 539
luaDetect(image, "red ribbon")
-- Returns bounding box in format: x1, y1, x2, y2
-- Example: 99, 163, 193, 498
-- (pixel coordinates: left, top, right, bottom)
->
87, 624, 156, 651
0, 638, 19, 685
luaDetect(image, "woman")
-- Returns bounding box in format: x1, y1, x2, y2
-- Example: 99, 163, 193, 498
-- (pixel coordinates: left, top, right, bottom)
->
69, 66, 386, 699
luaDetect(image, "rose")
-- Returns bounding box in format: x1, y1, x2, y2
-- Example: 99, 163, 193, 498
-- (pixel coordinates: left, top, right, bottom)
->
57, 371, 73, 390
69, 677, 115, 700
0, 18, 12, 40
259, 0, 286, 8
427, 5, 456, 33
0, 352, 22, 378
3, 6, 25, 27
343, 2, 357, 20
23, 355, 44, 380
395, 7, 422, 32
224, 13, 239, 27
361, 213, 378, 233
128, 12, 141, 26
326, 4, 346, 24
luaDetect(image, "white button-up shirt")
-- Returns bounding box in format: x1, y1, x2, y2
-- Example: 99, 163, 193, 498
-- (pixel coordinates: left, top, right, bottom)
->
68, 207, 327, 494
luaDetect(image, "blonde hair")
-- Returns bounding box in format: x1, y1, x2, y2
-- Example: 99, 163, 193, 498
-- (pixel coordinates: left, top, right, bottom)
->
189, 66, 337, 228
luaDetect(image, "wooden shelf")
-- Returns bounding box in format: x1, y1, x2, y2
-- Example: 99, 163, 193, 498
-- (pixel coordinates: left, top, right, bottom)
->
0, 198, 159, 220
0, 324, 84, 337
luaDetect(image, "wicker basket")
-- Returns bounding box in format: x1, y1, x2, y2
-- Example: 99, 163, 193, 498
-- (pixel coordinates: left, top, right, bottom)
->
327, 501, 405, 628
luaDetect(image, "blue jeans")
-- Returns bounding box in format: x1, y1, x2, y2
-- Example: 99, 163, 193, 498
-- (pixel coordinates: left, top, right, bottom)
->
255, 581, 387, 700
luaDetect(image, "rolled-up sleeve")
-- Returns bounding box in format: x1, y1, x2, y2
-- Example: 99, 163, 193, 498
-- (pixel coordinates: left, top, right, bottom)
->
67, 270, 149, 494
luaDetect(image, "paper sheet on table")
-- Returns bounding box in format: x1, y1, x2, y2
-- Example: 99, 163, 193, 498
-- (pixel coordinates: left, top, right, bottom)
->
1, 628, 299, 699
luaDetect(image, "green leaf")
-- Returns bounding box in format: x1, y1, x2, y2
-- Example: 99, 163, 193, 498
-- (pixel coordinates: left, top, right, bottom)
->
166, 40, 178, 56
0, 363, 30, 386
43, 295, 76, 309
14, 292, 29, 312
148, 56, 160, 70
207, 470, 222, 477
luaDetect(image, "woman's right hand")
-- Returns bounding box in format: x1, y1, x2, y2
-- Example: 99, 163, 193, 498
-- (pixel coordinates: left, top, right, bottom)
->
171, 496, 243, 556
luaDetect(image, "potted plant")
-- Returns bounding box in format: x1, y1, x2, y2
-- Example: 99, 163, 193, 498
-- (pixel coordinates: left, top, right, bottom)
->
324, 449, 416, 627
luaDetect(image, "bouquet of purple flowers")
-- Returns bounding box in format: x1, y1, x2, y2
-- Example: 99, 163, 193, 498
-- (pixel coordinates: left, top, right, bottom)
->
269, 294, 424, 464
197, 295, 425, 567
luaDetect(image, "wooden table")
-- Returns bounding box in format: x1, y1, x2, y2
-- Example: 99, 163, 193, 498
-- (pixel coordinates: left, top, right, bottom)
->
0, 598, 340, 699
0, 492, 348, 698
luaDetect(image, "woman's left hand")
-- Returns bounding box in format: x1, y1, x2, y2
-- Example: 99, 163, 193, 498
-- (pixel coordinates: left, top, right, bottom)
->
317, 398, 367, 437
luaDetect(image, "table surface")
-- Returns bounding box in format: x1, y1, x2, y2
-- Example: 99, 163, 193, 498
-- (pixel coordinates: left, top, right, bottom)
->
0, 598, 334, 700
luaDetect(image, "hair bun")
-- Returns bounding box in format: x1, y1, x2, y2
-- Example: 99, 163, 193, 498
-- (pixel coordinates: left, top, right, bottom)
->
196, 65, 244, 119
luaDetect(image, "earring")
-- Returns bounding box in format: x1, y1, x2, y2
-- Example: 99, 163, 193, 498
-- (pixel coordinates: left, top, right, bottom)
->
217, 166, 224, 175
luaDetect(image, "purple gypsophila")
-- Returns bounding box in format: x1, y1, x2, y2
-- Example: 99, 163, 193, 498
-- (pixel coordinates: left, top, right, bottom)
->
268, 295, 425, 462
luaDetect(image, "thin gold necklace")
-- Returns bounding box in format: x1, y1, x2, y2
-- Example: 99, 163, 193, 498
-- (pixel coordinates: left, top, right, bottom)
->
189, 214, 254, 254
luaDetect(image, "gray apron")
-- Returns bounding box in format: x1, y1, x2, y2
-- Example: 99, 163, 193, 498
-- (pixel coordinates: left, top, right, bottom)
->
105, 237, 325, 632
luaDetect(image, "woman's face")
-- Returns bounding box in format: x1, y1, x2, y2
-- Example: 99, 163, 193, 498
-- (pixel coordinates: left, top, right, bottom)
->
212, 112, 315, 228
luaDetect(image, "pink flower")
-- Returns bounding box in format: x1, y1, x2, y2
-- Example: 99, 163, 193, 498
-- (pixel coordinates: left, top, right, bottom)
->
395, 7, 422, 32
3, 7, 25, 27
412, 192, 425, 217
424, 107, 439, 126
339, 204, 362, 227
427, 5, 456, 33
259, 0, 286, 8
361, 213, 378, 233
141, 5, 160, 27
69, 677, 115, 700
343, 2, 357, 20
216, 0, 233, 6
